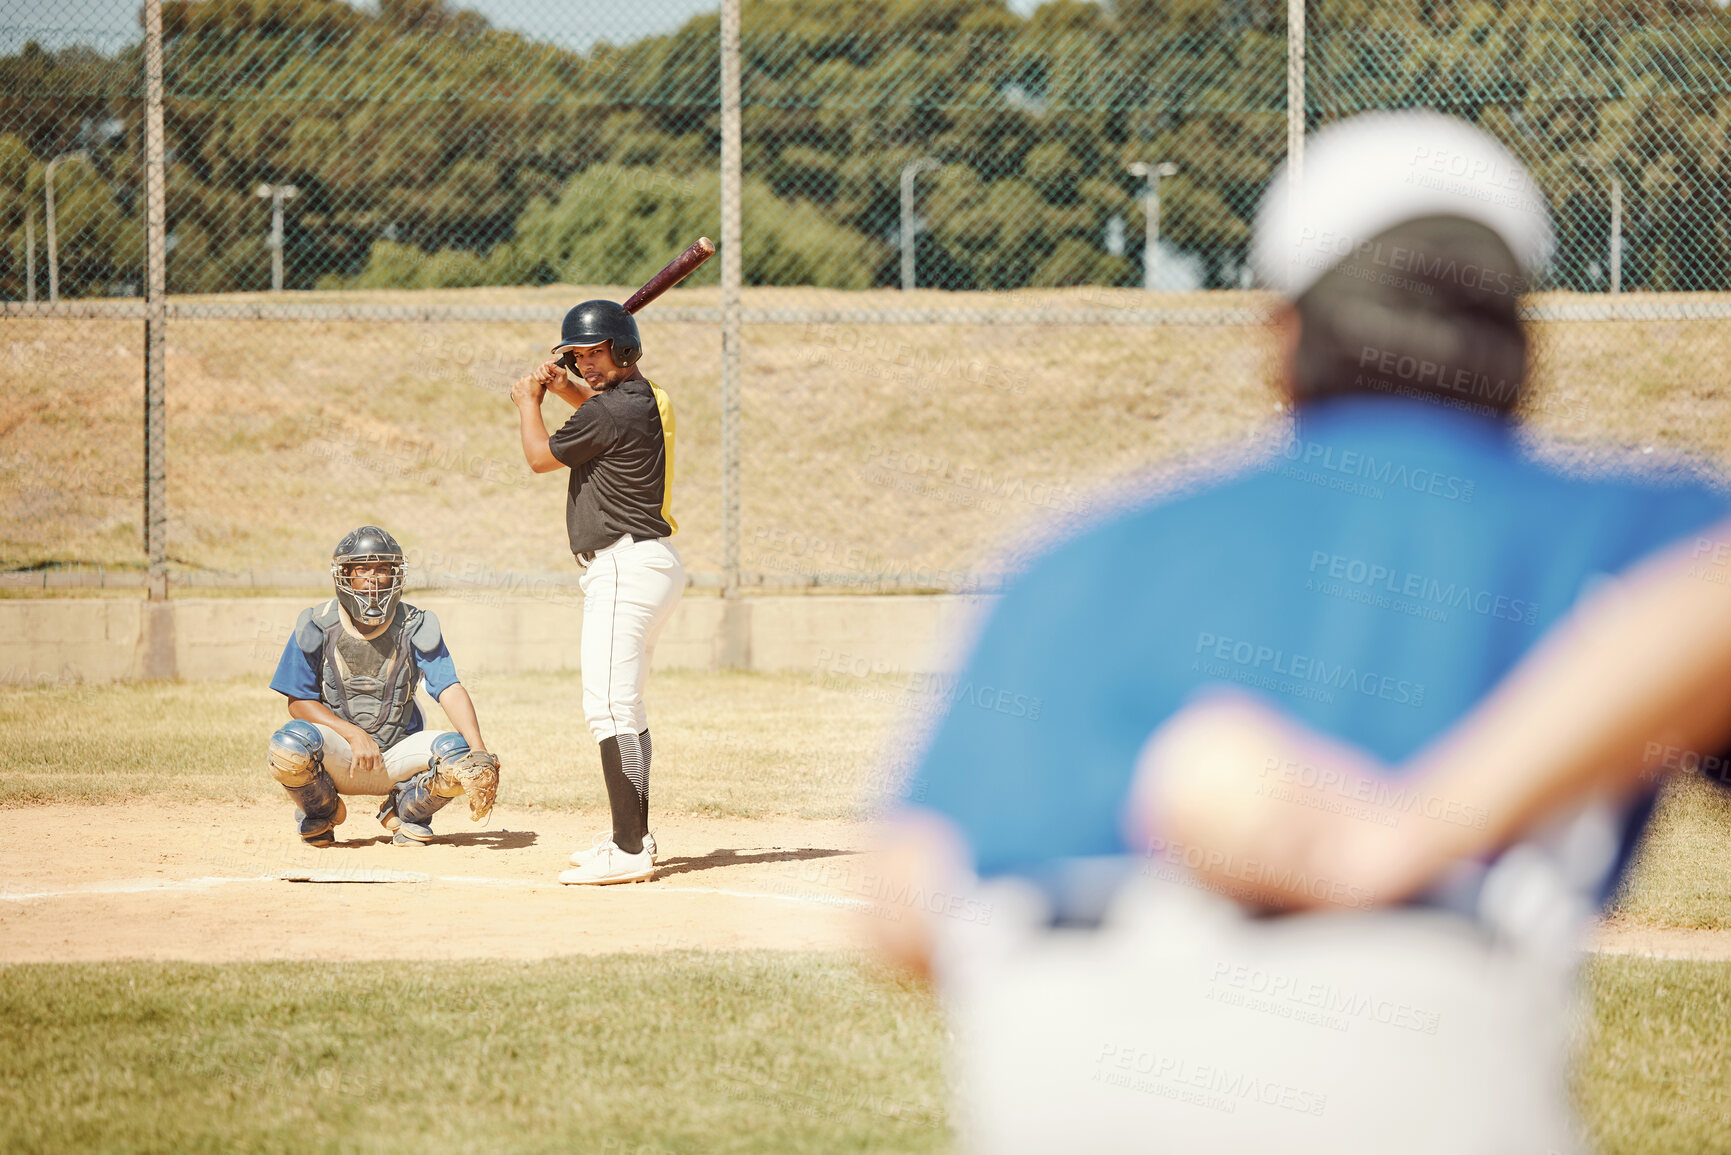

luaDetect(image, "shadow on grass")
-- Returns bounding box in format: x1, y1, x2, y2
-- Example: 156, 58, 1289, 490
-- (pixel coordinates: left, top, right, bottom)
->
653, 846, 857, 880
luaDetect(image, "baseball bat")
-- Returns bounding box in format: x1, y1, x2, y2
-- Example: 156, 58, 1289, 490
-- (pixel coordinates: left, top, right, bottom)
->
623, 236, 716, 314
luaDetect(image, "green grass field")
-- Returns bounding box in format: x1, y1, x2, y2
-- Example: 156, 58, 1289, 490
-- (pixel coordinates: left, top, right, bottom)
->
1577, 956, 1731, 1155
0, 953, 949, 1155
5, 674, 1731, 1152
0, 953, 1725, 1154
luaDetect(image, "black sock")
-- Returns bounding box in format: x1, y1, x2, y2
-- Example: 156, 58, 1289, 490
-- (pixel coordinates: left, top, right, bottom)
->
617, 730, 649, 834
638, 729, 652, 832
598, 735, 645, 855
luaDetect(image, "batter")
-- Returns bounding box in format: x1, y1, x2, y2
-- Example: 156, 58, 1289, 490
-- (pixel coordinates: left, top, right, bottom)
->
511, 299, 683, 885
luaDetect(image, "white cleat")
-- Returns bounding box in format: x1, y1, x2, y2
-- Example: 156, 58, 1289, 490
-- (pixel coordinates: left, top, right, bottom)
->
559, 843, 655, 886
569, 831, 613, 867
569, 831, 656, 867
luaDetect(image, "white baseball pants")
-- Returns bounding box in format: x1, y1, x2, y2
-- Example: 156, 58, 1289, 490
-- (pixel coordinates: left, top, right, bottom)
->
300, 726, 451, 796
932, 872, 1586, 1155
578, 535, 685, 741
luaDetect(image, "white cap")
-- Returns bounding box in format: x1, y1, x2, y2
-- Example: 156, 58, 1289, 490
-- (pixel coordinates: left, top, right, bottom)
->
1252, 110, 1554, 298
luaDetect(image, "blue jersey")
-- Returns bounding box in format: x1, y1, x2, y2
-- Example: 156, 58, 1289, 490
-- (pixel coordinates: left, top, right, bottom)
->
909, 397, 1728, 905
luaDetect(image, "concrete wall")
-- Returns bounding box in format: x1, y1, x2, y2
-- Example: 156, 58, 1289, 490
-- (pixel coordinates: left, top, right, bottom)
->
0, 593, 993, 686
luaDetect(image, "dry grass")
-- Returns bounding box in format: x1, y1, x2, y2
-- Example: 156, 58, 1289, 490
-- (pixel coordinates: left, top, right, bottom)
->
9, 286, 1731, 579
1611, 773, 1731, 930
0, 669, 910, 820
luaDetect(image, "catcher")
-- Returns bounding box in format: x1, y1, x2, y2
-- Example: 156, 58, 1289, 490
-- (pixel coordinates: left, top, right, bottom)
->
265, 525, 500, 847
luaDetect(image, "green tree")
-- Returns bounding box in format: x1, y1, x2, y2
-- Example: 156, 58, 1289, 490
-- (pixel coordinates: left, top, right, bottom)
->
1310, 0, 1731, 290
2, 0, 1727, 296
0, 43, 143, 299
341, 164, 885, 288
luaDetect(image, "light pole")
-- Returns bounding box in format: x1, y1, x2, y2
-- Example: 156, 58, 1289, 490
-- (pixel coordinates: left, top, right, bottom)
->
44, 149, 90, 303
256, 182, 299, 292
1104, 214, 1126, 258
24, 211, 35, 303
1128, 161, 1178, 292
899, 157, 941, 291
1574, 155, 1622, 294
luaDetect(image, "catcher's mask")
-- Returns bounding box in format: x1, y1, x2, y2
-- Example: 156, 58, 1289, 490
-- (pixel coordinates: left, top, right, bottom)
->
553, 299, 641, 367
331, 525, 406, 628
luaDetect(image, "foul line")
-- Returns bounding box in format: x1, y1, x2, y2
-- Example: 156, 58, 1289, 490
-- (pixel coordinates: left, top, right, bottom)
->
0, 875, 281, 901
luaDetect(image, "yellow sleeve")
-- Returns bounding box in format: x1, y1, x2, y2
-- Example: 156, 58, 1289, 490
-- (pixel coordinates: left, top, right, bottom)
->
648, 379, 677, 535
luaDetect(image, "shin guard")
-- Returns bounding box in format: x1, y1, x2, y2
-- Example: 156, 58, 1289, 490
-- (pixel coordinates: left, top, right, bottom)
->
381, 770, 455, 844
268, 720, 345, 846
379, 733, 466, 845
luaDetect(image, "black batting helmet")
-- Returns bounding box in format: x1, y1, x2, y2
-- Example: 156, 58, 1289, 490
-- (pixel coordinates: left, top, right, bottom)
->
552, 299, 641, 366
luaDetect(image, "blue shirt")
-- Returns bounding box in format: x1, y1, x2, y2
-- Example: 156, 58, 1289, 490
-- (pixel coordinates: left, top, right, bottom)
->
269, 604, 461, 740
909, 397, 1728, 901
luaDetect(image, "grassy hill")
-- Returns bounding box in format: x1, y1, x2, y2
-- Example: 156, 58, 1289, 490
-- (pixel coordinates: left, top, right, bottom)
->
4, 285, 1730, 585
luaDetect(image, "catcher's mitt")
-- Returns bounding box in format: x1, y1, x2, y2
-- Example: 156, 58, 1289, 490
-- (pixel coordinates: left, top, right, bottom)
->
432, 750, 501, 822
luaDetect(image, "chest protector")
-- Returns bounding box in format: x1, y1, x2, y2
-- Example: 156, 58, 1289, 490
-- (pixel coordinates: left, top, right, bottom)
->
297, 600, 425, 749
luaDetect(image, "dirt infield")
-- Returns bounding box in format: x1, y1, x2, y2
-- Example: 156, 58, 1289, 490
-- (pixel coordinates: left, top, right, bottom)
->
1590, 917, 1731, 962
5, 803, 1729, 964
0, 803, 876, 962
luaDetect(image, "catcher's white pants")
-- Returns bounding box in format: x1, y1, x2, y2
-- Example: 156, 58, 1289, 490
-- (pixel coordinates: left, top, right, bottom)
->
578, 535, 685, 741
304, 725, 452, 796
933, 871, 1586, 1155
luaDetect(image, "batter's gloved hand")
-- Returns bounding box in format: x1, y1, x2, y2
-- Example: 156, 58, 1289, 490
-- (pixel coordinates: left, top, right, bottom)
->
433, 750, 501, 822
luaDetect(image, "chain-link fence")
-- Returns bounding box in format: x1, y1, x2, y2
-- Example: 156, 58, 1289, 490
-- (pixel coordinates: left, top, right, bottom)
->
5, 0, 1731, 596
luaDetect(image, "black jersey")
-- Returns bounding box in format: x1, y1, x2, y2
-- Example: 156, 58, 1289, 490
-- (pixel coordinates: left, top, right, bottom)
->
547, 374, 676, 555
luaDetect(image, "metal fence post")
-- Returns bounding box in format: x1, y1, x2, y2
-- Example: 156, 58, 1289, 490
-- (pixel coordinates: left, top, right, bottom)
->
143, 0, 168, 602
719, 0, 747, 666
1286, 0, 1305, 188
1609, 173, 1623, 295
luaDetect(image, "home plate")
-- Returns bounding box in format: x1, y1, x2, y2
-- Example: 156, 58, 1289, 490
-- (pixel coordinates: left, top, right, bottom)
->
280, 868, 432, 884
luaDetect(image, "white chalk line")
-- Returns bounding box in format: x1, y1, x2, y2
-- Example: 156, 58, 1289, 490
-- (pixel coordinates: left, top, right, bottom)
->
1589, 944, 1729, 961
0, 873, 872, 910
0, 875, 280, 901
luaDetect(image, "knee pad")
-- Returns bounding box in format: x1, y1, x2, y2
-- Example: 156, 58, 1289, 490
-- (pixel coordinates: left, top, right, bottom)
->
428, 732, 472, 799
430, 731, 470, 767
268, 719, 325, 788
269, 720, 341, 840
